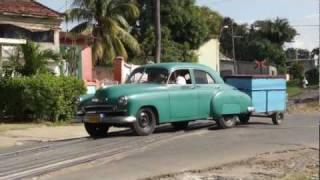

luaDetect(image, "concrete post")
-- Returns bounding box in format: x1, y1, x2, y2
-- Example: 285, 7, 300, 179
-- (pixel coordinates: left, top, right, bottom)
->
53, 29, 60, 52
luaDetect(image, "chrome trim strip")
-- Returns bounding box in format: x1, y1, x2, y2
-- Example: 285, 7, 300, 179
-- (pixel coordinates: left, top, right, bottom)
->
83, 115, 137, 124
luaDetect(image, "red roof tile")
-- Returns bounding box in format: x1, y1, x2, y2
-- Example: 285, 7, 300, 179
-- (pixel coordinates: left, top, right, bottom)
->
0, 0, 63, 18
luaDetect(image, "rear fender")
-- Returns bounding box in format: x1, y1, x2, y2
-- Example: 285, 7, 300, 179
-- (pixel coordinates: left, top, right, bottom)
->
211, 90, 252, 118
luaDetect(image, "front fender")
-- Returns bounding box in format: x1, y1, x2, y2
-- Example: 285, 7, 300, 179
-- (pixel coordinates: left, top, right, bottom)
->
126, 92, 170, 123
211, 90, 252, 118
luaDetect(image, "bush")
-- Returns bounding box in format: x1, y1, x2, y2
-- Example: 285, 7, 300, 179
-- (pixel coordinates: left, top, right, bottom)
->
0, 74, 86, 122
305, 68, 319, 85
287, 79, 300, 87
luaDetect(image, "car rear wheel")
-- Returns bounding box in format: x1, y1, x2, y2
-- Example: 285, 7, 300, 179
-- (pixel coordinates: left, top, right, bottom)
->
171, 121, 189, 130
132, 108, 156, 136
239, 114, 250, 124
272, 112, 284, 125
216, 115, 237, 129
84, 123, 109, 138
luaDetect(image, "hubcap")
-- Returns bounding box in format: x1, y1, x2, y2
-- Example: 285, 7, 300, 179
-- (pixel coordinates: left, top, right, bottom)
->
139, 111, 150, 128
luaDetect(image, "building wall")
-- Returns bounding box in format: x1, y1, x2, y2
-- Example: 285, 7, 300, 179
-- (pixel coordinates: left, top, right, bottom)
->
81, 46, 93, 81
197, 39, 220, 72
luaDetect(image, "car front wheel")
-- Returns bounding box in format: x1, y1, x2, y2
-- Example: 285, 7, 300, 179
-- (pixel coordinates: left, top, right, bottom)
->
132, 108, 156, 136
84, 123, 109, 138
216, 115, 237, 129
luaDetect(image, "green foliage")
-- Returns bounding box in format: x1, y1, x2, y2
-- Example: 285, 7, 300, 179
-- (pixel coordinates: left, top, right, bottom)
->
289, 62, 304, 80
199, 6, 223, 39
305, 68, 319, 85
2, 41, 61, 77
66, 0, 141, 64
0, 74, 86, 122
130, 27, 197, 63
253, 18, 297, 46
60, 46, 81, 76
133, 0, 216, 63
287, 79, 301, 87
220, 17, 297, 74
19, 41, 61, 76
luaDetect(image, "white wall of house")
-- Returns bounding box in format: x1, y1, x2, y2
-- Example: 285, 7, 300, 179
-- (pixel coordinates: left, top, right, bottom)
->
197, 39, 220, 72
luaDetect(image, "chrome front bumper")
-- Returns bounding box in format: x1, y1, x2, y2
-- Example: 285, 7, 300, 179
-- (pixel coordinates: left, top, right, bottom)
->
82, 114, 137, 124
248, 106, 255, 113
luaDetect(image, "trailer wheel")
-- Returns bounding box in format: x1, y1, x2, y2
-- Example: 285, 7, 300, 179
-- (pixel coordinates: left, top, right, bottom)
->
272, 112, 284, 125
239, 114, 250, 124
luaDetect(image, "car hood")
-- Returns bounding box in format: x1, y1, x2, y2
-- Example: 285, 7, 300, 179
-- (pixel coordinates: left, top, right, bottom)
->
95, 83, 166, 100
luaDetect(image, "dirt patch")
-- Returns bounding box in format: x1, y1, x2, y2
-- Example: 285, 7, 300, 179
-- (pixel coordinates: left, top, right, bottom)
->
144, 148, 319, 180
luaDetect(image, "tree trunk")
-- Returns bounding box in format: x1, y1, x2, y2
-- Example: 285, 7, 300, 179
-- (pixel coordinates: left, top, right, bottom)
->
154, 0, 161, 63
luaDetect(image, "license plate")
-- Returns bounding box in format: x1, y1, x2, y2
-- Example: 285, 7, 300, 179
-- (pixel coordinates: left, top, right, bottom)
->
88, 115, 100, 123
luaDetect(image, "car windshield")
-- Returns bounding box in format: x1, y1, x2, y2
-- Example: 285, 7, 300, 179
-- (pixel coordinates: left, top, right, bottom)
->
126, 67, 169, 84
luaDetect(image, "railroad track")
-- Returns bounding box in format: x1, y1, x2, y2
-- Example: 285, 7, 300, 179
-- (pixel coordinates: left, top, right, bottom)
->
0, 122, 214, 180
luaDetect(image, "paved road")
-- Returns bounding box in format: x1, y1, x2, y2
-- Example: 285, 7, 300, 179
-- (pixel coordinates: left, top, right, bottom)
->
0, 113, 318, 180
43, 113, 319, 180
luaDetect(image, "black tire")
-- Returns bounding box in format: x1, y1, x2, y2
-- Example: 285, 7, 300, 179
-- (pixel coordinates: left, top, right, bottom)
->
132, 108, 156, 136
216, 115, 237, 129
239, 114, 250, 124
171, 121, 189, 130
84, 123, 109, 138
272, 112, 284, 125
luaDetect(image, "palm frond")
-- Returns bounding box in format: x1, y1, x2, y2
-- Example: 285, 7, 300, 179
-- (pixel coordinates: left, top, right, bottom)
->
70, 21, 93, 34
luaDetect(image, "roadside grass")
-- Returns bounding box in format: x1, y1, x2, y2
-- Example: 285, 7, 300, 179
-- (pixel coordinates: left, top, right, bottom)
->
287, 86, 303, 97
287, 85, 319, 97
281, 172, 316, 180
288, 100, 320, 113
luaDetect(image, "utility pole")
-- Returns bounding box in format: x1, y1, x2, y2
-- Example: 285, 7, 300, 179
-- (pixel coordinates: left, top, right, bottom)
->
154, 0, 161, 63
231, 21, 237, 74
319, 0, 320, 105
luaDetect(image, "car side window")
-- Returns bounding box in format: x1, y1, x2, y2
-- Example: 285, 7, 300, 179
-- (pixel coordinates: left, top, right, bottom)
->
169, 69, 192, 85
194, 70, 215, 84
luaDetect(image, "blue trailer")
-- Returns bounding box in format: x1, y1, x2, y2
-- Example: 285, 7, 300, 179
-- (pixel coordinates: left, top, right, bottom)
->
225, 75, 287, 125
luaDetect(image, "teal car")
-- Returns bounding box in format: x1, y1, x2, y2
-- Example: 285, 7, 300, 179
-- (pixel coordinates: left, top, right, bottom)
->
77, 63, 254, 137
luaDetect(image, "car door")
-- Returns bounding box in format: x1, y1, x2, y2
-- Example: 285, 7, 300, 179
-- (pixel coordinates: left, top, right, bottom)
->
168, 69, 199, 121
193, 69, 220, 119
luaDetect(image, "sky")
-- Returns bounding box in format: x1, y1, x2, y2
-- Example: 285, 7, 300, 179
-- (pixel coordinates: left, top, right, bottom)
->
38, 0, 319, 50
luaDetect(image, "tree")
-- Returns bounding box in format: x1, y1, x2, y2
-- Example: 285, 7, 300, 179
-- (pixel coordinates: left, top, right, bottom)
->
289, 62, 304, 80
253, 18, 297, 46
133, 0, 210, 63
20, 42, 61, 76
130, 27, 197, 63
66, 0, 141, 65
199, 6, 223, 39
219, 17, 297, 74
61, 46, 81, 76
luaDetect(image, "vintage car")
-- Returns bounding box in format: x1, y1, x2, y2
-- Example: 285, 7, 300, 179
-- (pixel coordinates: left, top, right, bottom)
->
77, 63, 254, 137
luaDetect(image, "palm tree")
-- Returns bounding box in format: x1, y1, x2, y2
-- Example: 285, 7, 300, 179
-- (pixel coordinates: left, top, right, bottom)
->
255, 18, 297, 46
66, 0, 141, 65
17, 41, 61, 76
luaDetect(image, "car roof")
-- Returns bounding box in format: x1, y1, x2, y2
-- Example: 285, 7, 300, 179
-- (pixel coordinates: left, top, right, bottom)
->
141, 62, 212, 71
136, 62, 224, 84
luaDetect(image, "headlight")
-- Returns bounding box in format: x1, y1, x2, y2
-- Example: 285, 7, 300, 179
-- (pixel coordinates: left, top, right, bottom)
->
76, 97, 82, 105
118, 96, 128, 106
